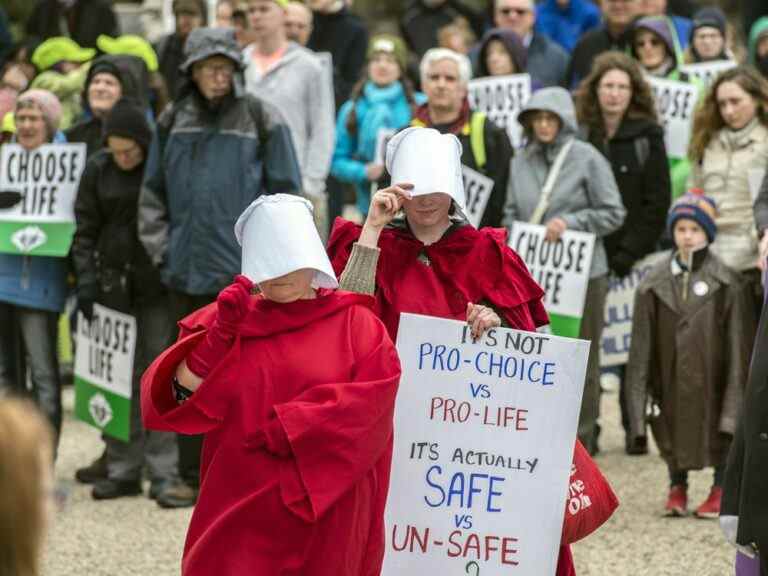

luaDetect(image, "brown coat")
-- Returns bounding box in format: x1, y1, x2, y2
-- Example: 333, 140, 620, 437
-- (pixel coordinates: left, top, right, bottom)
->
627, 251, 754, 470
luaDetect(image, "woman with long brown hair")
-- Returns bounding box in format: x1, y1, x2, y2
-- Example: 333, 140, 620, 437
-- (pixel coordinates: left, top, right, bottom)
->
576, 51, 671, 454
0, 398, 54, 576
688, 65, 768, 317
330, 34, 424, 217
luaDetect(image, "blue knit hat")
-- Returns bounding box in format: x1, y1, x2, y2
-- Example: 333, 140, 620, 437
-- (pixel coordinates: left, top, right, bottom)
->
666, 190, 718, 243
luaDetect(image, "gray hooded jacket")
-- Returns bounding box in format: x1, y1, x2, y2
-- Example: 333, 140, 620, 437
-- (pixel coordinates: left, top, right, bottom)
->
503, 87, 626, 278
244, 42, 335, 197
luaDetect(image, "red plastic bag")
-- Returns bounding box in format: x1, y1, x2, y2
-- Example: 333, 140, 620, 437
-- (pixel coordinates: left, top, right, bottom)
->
561, 440, 619, 544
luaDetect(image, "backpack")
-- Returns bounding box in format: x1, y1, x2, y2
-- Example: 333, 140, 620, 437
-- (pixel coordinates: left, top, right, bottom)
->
156, 94, 270, 161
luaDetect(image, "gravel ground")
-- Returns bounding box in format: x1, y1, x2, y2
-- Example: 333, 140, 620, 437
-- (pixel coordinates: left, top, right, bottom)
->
43, 387, 735, 576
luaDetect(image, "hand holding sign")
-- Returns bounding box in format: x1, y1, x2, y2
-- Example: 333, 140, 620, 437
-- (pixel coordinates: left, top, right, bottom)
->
544, 218, 568, 242
467, 302, 502, 341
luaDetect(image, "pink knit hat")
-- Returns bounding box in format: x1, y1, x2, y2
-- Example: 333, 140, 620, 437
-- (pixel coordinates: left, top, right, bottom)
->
15, 89, 63, 135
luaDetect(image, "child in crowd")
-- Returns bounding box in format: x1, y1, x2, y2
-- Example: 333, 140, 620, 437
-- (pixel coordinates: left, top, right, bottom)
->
626, 191, 753, 518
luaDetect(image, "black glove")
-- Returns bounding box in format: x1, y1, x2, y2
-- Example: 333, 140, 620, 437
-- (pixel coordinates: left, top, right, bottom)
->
77, 284, 98, 323
0, 190, 22, 209
610, 252, 635, 279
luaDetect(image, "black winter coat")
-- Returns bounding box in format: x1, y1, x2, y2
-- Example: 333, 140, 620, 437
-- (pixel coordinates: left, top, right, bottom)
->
400, 0, 485, 58
307, 8, 368, 110
155, 33, 186, 103
588, 118, 671, 277
722, 295, 768, 570
455, 117, 513, 229
25, 0, 118, 49
72, 151, 163, 310
566, 25, 634, 89
307, 8, 368, 108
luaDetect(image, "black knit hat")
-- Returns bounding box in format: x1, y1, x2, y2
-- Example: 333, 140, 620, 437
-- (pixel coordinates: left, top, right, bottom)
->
691, 7, 727, 38
103, 98, 152, 152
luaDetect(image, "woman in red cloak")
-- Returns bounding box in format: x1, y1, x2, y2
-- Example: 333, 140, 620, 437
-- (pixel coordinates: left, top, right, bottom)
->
141, 194, 401, 576
327, 127, 581, 575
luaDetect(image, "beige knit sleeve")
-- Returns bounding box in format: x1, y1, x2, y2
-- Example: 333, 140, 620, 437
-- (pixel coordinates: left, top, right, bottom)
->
338, 243, 380, 296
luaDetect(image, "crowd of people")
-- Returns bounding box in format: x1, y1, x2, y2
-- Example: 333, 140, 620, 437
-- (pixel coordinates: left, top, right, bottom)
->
0, 0, 767, 575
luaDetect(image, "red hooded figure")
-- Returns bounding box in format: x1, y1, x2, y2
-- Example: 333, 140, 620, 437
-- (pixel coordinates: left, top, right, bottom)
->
141, 195, 401, 576
327, 127, 616, 575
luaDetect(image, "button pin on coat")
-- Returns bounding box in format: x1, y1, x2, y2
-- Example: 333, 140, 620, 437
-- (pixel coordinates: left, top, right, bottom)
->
693, 281, 709, 297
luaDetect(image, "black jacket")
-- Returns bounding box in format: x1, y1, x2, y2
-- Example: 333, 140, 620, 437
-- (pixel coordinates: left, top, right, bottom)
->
72, 151, 164, 310
25, 0, 118, 49
155, 33, 187, 102
566, 25, 634, 89
307, 8, 368, 108
721, 298, 768, 569
401, 0, 485, 58
66, 54, 151, 158
588, 118, 671, 276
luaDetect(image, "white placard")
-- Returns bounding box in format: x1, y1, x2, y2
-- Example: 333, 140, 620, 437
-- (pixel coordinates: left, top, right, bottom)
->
462, 165, 494, 228
648, 77, 699, 159
74, 304, 137, 398
0, 143, 86, 223
468, 74, 532, 147
680, 60, 737, 89
508, 222, 595, 318
383, 313, 589, 576
600, 252, 667, 367
748, 168, 766, 202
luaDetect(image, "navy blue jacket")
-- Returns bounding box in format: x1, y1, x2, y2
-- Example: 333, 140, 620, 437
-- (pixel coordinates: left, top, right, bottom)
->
138, 90, 302, 296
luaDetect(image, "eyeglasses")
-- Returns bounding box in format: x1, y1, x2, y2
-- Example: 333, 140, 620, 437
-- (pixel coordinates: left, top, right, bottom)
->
198, 62, 236, 79
635, 38, 662, 49
498, 7, 531, 16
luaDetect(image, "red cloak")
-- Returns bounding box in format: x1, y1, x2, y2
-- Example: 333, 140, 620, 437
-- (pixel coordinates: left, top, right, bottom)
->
327, 220, 580, 576
327, 219, 549, 338
141, 290, 401, 576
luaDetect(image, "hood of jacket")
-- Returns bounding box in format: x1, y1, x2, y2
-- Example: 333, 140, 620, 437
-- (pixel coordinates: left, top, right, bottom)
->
633, 15, 682, 66
179, 27, 244, 73
83, 54, 151, 111
517, 86, 577, 140
748, 17, 768, 64
477, 28, 527, 77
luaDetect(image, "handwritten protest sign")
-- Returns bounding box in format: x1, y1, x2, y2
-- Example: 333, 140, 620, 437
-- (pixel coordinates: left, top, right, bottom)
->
74, 304, 136, 441
468, 74, 531, 147
508, 222, 595, 337
383, 313, 589, 576
600, 252, 667, 367
680, 60, 736, 89
462, 165, 494, 228
0, 143, 86, 256
648, 77, 699, 159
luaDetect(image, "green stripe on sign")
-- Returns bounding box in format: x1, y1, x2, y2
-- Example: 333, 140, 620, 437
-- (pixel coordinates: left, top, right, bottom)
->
549, 313, 582, 338
0, 221, 75, 256
74, 377, 131, 442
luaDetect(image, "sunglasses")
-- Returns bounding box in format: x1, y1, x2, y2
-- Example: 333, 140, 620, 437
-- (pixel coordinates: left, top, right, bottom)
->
498, 7, 531, 16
